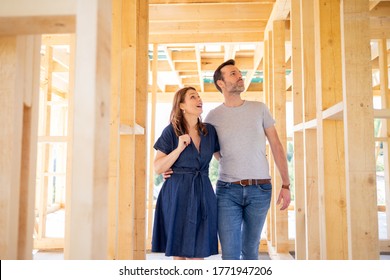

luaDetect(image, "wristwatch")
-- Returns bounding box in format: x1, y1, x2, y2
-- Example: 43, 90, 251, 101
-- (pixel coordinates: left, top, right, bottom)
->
281, 184, 290, 190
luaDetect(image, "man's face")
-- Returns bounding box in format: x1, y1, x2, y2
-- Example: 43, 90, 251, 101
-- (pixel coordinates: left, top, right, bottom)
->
220, 65, 245, 95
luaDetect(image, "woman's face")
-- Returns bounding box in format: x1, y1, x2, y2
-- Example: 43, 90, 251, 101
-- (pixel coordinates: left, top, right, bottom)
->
180, 88, 203, 117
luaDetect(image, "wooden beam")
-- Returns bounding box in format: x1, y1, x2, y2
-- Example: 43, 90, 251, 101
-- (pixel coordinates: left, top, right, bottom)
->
0, 16, 75, 35
63, 34, 76, 259
68, 0, 112, 259
18, 35, 41, 257
147, 44, 159, 250
369, 2, 390, 16
0, 0, 76, 17
340, 0, 379, 259
378, 38, 390, 241
195, 46, 205, 92
272, 20, 289, 253
0, 36, 23, 260
301, 0, 320, 259
266, 31, 276, 248
315, 0, 347, 261
163, 46, 183, 88
0, 0, 77, 35
117, 0, 136, 260
149, 32, 264, 44
265, 0, 291, 39
107, 0, 122, 260
370, 17, 390, 39
150, 20, 267, 35
134, 0, 149, 259
290, 0, 306, 260
149, 3, 274, 21
150, 0, 277, 3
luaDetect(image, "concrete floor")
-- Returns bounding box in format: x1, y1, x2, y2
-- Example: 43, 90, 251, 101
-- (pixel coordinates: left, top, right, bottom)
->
32, 250, 390, 260
32, 209, 389, 260
32, 252, 273, 260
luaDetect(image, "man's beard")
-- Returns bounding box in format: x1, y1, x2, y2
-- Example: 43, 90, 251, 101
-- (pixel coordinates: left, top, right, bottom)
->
228, 82, 245, 95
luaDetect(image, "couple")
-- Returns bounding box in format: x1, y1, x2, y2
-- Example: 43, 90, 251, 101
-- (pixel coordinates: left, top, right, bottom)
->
152, 59, 291, 260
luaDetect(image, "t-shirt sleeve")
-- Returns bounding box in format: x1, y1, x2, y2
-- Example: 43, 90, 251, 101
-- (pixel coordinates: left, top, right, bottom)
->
153, 125, 175, 155
207, 123, 220, 153
204, 110, 214, 124
262, 103, 276, 129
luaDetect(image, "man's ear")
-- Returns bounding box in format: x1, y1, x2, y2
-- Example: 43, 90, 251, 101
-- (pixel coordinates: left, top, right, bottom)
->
216, 79, 224, 90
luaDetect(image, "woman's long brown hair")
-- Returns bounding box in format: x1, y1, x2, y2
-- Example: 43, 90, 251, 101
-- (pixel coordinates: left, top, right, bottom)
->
170, 86, 208, 137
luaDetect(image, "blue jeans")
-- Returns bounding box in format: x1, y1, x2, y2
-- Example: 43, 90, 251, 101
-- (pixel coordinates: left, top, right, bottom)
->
216, 180, 272, 260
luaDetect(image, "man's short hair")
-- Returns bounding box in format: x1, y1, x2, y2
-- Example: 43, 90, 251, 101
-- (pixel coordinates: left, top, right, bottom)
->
213, 59, 235, 93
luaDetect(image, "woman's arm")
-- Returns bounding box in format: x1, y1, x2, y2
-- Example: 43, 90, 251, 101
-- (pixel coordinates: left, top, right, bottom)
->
154, 134, 190, 174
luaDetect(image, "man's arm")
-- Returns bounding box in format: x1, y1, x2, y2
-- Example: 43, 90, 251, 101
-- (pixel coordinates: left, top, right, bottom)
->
265, 125, 291, 210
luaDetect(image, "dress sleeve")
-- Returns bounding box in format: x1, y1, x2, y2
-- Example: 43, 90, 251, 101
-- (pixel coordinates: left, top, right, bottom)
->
153, 124, 176, 155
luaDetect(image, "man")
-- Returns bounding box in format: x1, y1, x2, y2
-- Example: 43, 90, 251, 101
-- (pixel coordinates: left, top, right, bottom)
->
164, 59, 291, 260
205, 59, 290, 260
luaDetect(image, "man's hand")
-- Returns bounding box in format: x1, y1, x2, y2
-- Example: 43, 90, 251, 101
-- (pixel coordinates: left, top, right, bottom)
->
162, 168, 173, 180
276, 188, 291, 210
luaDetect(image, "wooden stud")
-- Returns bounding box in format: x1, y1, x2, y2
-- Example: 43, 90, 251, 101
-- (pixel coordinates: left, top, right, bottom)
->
117, 0, 136, 260
67, 0, 112, 259
291, 0, 306, 260
17, 35, 41, 259
64, 34, 76, 259
147, 44, 158, 250
378, 38, 390, 240
107, 0, 122, 259
314, 0, 348, 260
0, 36, 23, 259
272, 20, 289, 253
340, 0, 379, 259
134, 0, 148, 260
300, 0, 320, 259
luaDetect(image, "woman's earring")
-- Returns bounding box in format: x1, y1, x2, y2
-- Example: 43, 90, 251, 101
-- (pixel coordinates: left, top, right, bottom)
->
183, 109, 185, 114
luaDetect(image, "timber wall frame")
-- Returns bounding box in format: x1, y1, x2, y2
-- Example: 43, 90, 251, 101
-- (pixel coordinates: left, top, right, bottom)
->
0, 0, 149, 260
1, 0, 390, 260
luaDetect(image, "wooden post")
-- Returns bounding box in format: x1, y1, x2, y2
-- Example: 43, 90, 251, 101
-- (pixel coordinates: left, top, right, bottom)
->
68, 0, 112, 259
64, 34, 76, 259
300, 0, 320, 259
266, 32, 276, 248
378, 38, 390, 241
291, 0, 306, 260
17, 35, 41, 259
0, 36, 23, 260
147, 44, 158, 249
272, 20, 289, 253
107, 0, 122, 260
117, 0, 136, 259
134, 0, 148, 260
314, 0, 347, 260
0, 35, 41, 259
340, 0, 379, 259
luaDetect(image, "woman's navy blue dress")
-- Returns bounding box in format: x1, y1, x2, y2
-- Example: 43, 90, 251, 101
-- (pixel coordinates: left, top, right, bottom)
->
152, 123, 220, 258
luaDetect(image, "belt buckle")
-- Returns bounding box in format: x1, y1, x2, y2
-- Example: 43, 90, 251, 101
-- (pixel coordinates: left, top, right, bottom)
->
239, 180, 245, 186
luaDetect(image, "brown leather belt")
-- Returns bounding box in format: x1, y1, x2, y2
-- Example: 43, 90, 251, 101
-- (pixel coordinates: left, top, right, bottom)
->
231, 179, 271, 186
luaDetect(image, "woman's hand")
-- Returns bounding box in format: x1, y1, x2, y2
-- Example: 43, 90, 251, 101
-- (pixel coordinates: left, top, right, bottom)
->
177, 134, 191, 152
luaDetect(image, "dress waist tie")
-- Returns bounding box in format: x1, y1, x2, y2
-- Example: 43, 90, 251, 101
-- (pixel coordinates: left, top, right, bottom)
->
173, 168, 209, 223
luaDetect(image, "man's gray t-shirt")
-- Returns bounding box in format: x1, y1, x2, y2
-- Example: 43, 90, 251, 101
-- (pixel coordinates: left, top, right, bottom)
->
204, 100, 275, 182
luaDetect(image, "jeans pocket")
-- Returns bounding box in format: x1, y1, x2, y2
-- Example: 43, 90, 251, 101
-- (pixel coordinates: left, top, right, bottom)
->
257, 183, 272, 192
216, 180, 230, 188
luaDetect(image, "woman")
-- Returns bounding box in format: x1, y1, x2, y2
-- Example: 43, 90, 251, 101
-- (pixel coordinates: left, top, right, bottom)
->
152, 87, 220, 260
